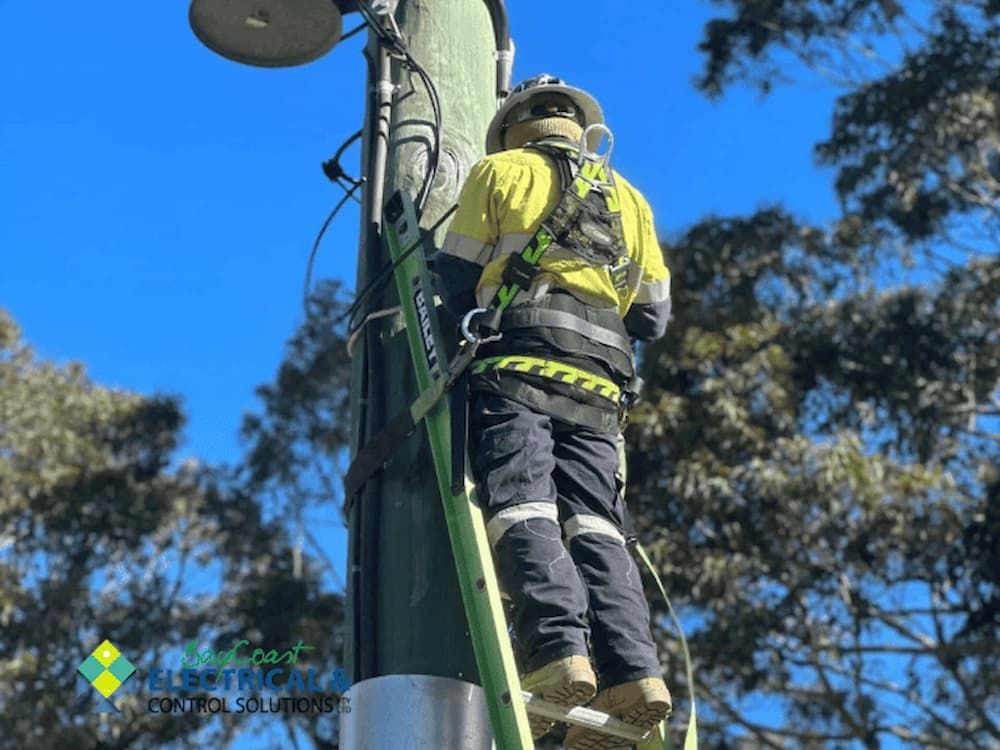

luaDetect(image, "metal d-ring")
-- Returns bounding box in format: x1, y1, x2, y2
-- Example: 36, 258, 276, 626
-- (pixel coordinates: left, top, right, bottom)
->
578, 123, 615, 169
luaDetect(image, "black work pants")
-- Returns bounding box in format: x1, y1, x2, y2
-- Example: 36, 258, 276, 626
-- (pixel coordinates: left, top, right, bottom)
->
469, 389, 661, 688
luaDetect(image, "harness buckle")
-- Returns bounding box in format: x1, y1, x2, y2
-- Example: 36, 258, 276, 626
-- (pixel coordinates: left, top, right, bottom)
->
619, 375, 644, 427
622, 375, 644, 406
609, 260, 630, 292
461, 308, 504, 345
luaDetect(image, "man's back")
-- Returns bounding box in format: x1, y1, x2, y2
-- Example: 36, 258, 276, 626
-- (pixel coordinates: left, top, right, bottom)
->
441, 145, 669, 321
436, 142, 670, 331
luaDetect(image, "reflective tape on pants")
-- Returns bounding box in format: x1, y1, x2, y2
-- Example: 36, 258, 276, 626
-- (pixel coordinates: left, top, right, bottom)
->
563, 514, 626, 545
486, 501, 559, 547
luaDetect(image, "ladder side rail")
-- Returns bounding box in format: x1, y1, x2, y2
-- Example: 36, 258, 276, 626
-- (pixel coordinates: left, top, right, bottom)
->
384, 191, 534, 750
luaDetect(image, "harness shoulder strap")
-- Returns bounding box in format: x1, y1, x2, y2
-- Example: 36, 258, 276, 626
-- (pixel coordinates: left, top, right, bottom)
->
472, 141, 615, 336
525, 140, 577, 192
526, 140, 629, 272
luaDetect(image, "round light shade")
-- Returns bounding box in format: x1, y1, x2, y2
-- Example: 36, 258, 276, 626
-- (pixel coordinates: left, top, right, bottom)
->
189, 0, 343, 68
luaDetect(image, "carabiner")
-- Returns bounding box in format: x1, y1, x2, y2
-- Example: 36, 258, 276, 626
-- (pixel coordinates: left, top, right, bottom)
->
461, 308, 503, 345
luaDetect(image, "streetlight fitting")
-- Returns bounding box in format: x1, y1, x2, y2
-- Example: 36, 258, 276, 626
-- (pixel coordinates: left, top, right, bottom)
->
189, 0, 343, 68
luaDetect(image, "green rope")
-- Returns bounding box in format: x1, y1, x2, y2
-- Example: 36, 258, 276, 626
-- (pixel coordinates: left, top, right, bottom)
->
634, 543, 698, 750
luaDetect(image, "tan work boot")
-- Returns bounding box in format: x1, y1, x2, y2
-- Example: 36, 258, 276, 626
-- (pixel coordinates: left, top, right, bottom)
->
521, 655, 597, 739
564, 677, 672, 750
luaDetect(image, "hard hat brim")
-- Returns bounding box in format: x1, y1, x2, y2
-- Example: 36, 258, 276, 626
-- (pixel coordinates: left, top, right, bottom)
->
486, 83, 604, 154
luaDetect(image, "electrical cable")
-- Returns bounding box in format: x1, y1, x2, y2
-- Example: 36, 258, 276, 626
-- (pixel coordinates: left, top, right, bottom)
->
346, 305, 401, 356
302, 127, 367, 314
303, 180, 363, 315
340, 22, 368, 43
403, 53, 442, 212
337, 179, 363, 205
356, 1, 397, 47
322, 128, 363, 187
356, 0, 443, 214
482, 0, 513, 97
339, 202, 458, 330
326, 0, 449, 329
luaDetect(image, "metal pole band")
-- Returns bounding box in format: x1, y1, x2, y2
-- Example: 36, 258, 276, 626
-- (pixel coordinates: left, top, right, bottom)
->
341, 675, 494, 749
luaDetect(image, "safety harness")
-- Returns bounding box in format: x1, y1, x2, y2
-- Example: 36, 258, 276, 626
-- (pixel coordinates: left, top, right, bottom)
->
462, 134, 643, 433
346, 131, 643, 500
466, 136, 631, 334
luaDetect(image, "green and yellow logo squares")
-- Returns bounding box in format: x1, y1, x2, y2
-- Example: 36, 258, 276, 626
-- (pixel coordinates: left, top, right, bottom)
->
78, 640, 136, 698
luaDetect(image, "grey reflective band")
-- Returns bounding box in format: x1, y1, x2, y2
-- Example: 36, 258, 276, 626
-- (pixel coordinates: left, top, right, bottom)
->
633, 277, 671, 305
486, 502, 559, 546
499, 308, 633, 354
563, 514, 627, 545
441, 232, 490, 265
492, 232, 534, 263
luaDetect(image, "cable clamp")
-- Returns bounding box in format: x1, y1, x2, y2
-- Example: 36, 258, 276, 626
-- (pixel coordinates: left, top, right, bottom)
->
374, 81, 398, 99
347, 305, 402, 357
369, 0, 405, 46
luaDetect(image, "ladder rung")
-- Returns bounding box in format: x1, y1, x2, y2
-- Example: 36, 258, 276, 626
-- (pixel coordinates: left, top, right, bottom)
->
522, 691, 650, 742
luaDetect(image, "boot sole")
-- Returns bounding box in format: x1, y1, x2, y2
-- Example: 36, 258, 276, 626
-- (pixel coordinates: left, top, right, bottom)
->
565, 697, 671, 750
529, 677, 597, 739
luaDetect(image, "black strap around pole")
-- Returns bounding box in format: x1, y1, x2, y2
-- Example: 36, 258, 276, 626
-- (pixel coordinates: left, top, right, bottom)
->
343, 407, 416, 513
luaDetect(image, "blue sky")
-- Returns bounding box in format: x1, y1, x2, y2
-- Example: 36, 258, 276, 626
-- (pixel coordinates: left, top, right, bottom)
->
2, 2, 844, 744
1, 0, 840, 470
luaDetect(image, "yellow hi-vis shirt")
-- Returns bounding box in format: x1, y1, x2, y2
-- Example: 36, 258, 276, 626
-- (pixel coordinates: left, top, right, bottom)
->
439, 146, 671, 316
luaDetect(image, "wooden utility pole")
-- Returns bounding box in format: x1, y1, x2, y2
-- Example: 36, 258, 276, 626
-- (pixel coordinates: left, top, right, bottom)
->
343, 1, 513, 746
188, 0, 518, 744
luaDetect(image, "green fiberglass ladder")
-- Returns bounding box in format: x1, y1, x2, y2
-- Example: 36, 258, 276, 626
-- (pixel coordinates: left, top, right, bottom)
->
364, 190, 679, 750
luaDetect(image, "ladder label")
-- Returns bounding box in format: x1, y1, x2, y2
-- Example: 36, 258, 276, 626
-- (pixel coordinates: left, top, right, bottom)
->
412, 281, 440, 376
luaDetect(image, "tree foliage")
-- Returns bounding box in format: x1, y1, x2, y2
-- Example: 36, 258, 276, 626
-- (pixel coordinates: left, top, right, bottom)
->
632, 217, 998, 749
627, 2, 999, 747
699, 0, 1000, 243
239, 280, 354, 592
0, 309, 346, 750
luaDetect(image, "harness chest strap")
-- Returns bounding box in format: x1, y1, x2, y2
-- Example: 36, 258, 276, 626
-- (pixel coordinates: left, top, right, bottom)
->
470, 226, 552, 337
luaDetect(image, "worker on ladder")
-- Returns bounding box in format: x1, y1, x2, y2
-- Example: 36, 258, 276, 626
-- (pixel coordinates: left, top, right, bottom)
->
430, 74, 672, 749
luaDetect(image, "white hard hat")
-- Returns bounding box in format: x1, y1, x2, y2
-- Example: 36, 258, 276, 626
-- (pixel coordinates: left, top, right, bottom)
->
486, 74, 604, 154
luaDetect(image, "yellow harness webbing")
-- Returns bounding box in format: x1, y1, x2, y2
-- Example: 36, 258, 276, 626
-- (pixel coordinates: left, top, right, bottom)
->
470, 354, 622, 402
